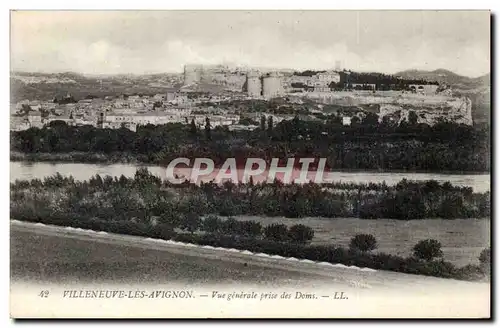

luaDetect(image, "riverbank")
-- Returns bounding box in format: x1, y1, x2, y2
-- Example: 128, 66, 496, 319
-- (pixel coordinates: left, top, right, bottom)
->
10, 151, 142, 165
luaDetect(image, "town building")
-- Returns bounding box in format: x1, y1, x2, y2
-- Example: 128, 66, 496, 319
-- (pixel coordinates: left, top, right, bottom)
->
27, 111, 43, 128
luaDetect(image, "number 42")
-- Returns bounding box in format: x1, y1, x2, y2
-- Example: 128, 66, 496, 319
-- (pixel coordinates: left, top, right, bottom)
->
38, 290, 49, 298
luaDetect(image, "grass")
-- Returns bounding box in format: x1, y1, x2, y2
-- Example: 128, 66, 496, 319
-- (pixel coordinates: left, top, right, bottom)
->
232, 216, 490, 267
10, 228, 317, 286
11, 224, 490, 290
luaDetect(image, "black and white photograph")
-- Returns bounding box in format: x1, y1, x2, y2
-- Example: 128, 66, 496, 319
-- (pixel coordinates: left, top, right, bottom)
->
8, 9, 491, 318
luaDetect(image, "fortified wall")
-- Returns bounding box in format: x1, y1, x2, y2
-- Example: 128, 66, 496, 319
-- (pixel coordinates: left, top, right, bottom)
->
303, 91, 473, 126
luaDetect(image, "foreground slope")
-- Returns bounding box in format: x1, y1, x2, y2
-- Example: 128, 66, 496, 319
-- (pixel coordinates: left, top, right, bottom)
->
10, 221, 490, 318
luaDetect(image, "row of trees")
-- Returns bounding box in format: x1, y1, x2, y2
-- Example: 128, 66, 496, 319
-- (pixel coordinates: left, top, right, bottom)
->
10, 116, 490, 172
201, 216, 315, 243
339, 71, 440, 88
10, 170, 490, 227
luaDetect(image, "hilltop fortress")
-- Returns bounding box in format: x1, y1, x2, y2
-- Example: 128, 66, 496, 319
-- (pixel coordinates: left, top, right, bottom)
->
182, 64, 473, 126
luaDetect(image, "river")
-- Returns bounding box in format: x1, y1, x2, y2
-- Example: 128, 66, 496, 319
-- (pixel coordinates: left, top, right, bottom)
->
10, 161, 490, 192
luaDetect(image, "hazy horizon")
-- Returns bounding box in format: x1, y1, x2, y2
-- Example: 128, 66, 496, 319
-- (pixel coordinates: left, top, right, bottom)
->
9, 67, 491, 79
10, 11, 491, 78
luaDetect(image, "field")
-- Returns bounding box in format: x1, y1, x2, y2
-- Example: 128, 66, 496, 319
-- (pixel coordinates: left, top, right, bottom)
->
234, 216, 490, 267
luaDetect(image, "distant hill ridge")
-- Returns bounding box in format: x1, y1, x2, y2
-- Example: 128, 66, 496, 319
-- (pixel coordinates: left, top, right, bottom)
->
395, 69, 490, 90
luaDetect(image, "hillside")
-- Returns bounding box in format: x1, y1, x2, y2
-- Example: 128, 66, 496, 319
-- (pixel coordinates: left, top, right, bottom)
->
395, 69, 490, 124
395, 69, 488, 89
10, 71, 183, 103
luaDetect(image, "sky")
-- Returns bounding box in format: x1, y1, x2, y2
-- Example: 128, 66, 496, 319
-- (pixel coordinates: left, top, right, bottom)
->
10, 10, 491, 77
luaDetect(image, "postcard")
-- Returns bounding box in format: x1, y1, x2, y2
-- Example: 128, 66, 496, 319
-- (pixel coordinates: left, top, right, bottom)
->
10, 10, 491, 318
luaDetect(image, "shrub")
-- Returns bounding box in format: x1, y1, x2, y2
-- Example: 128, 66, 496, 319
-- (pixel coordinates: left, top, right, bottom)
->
218, 199, 236, 216
104, 220, 154, 237
202, 215, 222, 233
359, 209, 379, 220
263, 223, 289, 242
282, 198, 309, 218
372, 252, 407, 271
302, 245, 331, 262
151, 223, 176, 240
349, 234, 378, 252
424, 259, 456, 278
288, 224, 315, 244
179, 212, 201, 233
413, 239, 443, 261
221, 217, 240, 235
478, 247, 491, 276
381, 192, 426, 220
329, 247, 352, 265
455, 264, 485, 281
479, 247, 491, 265
159, 212, 183, 229
358, 202, 380, 220
240, 220, 263, 238
263, 199, 281, 216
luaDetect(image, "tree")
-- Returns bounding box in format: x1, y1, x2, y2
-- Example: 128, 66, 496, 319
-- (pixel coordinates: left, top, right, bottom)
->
153, 101, 162, 110
263, 223, 289, 242
260, 116, 266, 130
159, 212, 183, 229
46, 120, 68, 129
479, 247, 491, 266
180, 212, 201, 233
153, 223, 175, 240
381, 115, 395, 129
478, 247, 491, 276
288, 224, 315, 244
202, 215, 222, 233
413, 239, 443, 261
205, 117, 211, 140
349, 234, 378, 252
240, 220, 262, 238
408, 110, 418, 126
267, 116, 274, 132
362, 112, 379, 127
239, 117, 258, 126
189, 118, 197, 136
221, 217, 240, 235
